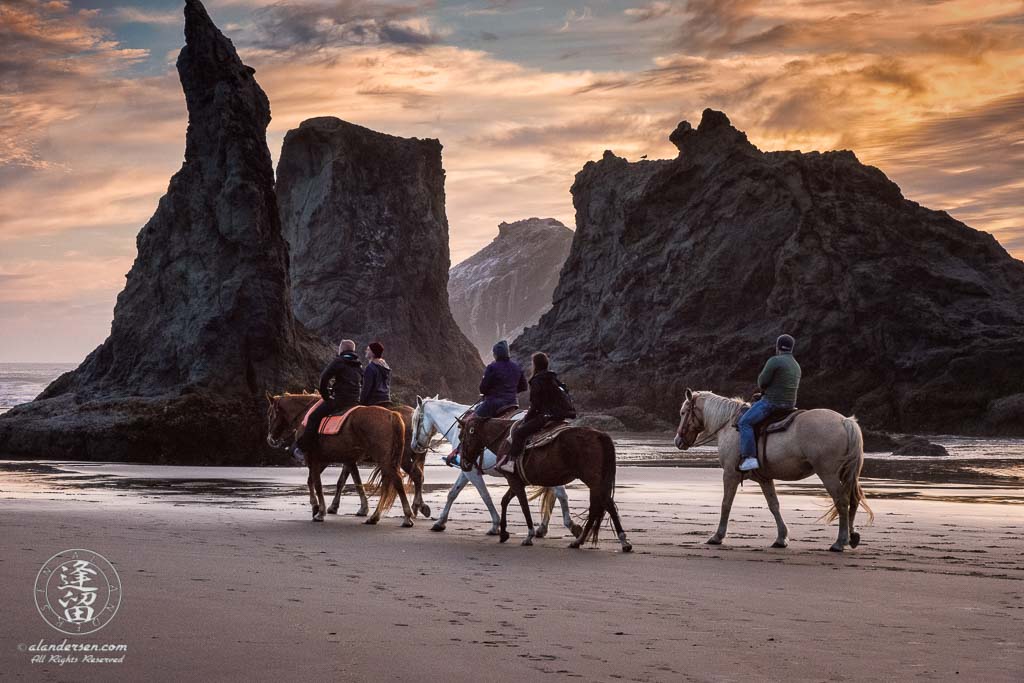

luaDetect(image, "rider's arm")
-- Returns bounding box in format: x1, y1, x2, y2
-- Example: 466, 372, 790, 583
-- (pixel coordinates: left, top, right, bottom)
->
757, 357, 777, 391
359, 364, 373, 405
517, 371, 527, 394
318, 361, 335, 400
479, 364, 495, 395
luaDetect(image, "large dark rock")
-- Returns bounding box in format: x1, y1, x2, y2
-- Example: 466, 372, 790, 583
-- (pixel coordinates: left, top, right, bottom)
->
514, 109, 1024, 436
0, 0, 324, 463
276, 117, 482, 402
448, 217, 574, 360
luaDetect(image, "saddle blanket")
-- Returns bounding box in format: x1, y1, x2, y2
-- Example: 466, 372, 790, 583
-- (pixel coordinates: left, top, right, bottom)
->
525, 421, 575, 449
301, 400, 360, 435
733, 407, 806, 433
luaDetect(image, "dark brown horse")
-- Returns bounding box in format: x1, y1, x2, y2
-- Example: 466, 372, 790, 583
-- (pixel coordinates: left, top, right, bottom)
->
458, 416, 632, 552
266, 393, 414, 526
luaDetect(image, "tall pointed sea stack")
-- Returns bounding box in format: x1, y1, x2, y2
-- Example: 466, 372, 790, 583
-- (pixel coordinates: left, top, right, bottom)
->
0, 0, 324, 462
448, 218, 574, 360
277, 117, 483, 401
515, 110, 1024, 435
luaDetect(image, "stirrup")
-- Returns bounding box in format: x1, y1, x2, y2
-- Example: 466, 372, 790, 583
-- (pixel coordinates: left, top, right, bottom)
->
738, 456, 759, 472
497, 460, 516, 474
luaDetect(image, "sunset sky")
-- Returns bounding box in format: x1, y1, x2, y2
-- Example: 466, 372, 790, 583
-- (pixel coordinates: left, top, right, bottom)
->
1, 0, 1022, 362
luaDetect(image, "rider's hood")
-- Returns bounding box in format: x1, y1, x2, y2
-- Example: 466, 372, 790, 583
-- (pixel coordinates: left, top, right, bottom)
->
372, 358, 391, 372
339, 351, 361, 365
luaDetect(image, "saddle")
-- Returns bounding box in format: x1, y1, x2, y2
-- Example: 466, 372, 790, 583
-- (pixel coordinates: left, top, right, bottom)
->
301, 400, 361, 436
524, 419, 573, 449
733, 405, 806, 472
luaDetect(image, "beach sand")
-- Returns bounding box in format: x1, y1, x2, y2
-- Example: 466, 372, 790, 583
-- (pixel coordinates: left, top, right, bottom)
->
1, 462, 1022, 681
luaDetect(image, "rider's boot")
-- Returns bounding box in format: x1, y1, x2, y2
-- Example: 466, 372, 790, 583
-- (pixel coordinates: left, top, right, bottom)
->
739, 456, 759, 471
497, 458, 516, 474
292, 445, 307, 466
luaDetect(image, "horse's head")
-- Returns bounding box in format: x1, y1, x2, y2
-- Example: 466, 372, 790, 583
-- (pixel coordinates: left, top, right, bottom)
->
675, 388, 704, 450
457, 415, 494, 472
410, 396, 436, 454
266, 393, 315, 449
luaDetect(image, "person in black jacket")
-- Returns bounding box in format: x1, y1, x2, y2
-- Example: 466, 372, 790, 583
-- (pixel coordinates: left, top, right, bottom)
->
295, 339, 362, 459
360, 341, 392, 407
498, 352, 573, 473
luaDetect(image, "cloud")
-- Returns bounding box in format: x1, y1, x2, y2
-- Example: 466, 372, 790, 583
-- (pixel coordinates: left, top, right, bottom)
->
108, 7, 180, 25
624, 2, 678, 23
244, 0, 443, 53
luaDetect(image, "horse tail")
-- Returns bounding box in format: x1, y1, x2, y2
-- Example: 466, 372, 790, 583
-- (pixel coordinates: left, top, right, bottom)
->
823, 416, 873, 524
585, 432, 617, 545
366, 412, 408, 513
530, 487, 557, 519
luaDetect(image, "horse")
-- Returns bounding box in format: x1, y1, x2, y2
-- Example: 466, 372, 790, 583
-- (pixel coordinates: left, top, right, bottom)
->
674, 389, 873, 552
266, 393, 414, 526
264, 393, 429, 521
409, 396, 581, 539
458, 415, 632, 552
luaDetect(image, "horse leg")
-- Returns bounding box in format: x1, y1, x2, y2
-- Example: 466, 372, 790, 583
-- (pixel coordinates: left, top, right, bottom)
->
349, 466, 369, 517
536, 489, 552, 539
849, 485, 861, 549
328, 463, 351, 515
556, 486, 582, 537
512, 481, 536, 547
604, 495, 632, 553
498, 488, 515, 544
758, 479, 789, 548
307, 469, 319, 521
820, 473, 850, 552
469, 470, 501, 535
432, 474, 468, 532
392, 467, 415, 528
708, 473, 741, 545
313, 466, 327, 522
402, 454, 427, 519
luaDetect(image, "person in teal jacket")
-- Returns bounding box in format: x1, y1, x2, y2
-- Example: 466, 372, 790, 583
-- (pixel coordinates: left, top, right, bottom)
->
738, 334, 802, 472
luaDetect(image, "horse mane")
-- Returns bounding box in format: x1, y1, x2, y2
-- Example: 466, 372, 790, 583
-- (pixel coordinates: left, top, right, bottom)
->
697, 391, 746, 435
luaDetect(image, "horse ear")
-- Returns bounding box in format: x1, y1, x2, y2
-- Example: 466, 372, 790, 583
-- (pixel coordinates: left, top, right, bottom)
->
432, 394, 439, 400
265, 390, 273, 403
684, 388, 693, 402
415, 395, 422, 406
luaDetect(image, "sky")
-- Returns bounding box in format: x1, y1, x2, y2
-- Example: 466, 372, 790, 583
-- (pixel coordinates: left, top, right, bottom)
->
1, 0, 1022, 362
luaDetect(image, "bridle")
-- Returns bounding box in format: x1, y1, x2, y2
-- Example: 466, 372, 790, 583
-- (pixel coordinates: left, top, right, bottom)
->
676, 396, 726, 449
460, 420, 512, 475
267, 400, 303, 449
410, 402, 462, 455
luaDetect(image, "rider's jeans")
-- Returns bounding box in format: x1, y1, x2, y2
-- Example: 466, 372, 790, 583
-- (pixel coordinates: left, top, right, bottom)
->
738, 399, 793, 459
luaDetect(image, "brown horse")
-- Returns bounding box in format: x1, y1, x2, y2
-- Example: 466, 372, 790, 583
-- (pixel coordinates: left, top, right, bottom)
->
458, 416, 632, 552
266, 393, 414, 525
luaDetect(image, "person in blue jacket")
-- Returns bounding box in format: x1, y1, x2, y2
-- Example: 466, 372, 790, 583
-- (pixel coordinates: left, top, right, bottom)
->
360, 341, 392, 407
476, 340, 527, 417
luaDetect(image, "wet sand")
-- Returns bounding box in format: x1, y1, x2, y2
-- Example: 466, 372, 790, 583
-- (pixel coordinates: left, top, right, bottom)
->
1, 461, 1022, 681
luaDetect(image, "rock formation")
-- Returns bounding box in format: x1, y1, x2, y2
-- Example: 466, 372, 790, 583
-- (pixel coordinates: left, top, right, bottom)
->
0, 0, 324, 463
448, 218, 574, 360
514, 109, 1024, 436
277, 117, 483, 402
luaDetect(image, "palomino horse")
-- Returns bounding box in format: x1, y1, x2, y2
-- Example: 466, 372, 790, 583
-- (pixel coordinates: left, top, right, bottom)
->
266, 393, 429, 520
459, 416, 632, 552
266, 393, 414, 525
409, 397, 581, 538
674, 389, 873, 552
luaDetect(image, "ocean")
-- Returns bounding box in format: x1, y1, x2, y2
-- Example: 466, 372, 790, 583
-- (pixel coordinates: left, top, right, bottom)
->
0, 363, 76, 414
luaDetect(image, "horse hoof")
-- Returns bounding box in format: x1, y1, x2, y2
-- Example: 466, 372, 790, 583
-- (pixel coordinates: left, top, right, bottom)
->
486, 528, 500, 536
522, 538, 533, 547
850, 532, 861, 548
365, 518, 379, 526
534, 528, 547, 539
355, 509, 368, 517
499, 531, 510, 544
430, 522, 446, 532
771, 540, 788, 549
829, 543, 844, 552
402, 519, 414, 528
706, 537, 722, 546
326, 506, 338, 515
622, 543, 633, 553
419, 504, 431, 518
313, 514, 324, 522
569, 540, 581, 549
570, 523, 584, 537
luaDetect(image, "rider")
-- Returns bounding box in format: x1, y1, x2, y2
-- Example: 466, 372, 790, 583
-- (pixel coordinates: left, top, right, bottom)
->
499, 352, 574, 474
294, 339, 362, 461
360, 341, 392, 407
476, 340, 527, 417
737, 334, 802, 472
446, 340, 527, 466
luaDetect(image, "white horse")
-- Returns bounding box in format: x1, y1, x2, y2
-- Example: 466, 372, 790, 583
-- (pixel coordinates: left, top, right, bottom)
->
410, 397, 581, 538
674, 389, 873, 552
